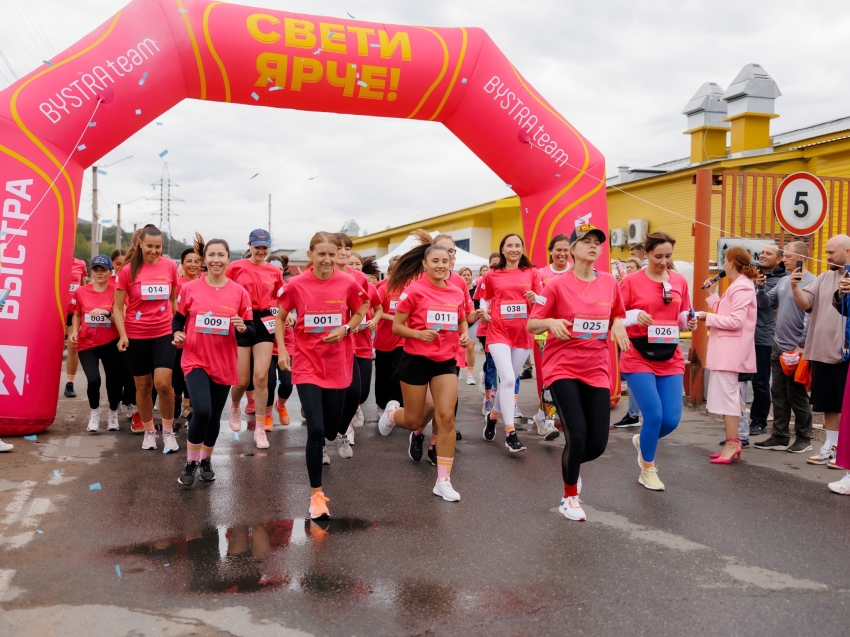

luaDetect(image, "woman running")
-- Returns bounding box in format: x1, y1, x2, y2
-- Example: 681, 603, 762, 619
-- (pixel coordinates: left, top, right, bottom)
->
619, 232, 696, 490
113, 224, 179, 452
110, 248, 140, 426
479, 234, 542, 452
64, 256, 89, 398
173, 237, 253, 486
225, 229, 283, 449
528, 224, 629, 521
459, 267, 478, 385
265, 256, 294, 427
173, 246, 204, 422
69, 255, 123, 433
275, 232, 368, 519
374, 256, 404, 419
378, 230, 469, 502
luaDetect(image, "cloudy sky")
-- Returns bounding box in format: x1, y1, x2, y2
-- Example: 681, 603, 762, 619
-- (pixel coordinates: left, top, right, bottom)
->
2, 0, 849, 250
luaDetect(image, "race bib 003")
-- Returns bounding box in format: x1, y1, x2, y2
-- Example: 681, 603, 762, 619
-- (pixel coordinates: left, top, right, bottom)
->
572, 315, 608, 340
648, 321, 679, 344
84, 313, 111, 328
500, 302, 527, 319
426, 310, 458, 331
304, 312, 343, 333
195, 313, 230, 336
140, 282, 170, 301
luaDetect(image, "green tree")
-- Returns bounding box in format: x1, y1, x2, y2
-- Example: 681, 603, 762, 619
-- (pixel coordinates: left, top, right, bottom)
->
74, 220, 191, 267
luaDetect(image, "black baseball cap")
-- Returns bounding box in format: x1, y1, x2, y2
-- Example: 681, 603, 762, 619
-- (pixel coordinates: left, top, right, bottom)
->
91, 255, 113, 270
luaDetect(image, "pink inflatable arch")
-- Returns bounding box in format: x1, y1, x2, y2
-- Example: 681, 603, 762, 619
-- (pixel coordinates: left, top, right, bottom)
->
0, 0, 606, 433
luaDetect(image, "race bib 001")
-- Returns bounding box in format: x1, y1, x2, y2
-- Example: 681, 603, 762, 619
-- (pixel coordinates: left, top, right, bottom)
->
500, 302, 527, 319
426, 310, 458, 331
84, 313, 111, 328
648, 321, 679, 344
140, 282, 170, 301
195, 313, 230, 336
304, 312, 343, 333
572, 315, 608, 340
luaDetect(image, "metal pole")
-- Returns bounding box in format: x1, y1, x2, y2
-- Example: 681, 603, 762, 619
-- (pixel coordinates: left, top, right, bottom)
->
91, 166, 98, 260
268, 194, 272, 242
116, 203, 122, 250
688, 169, 712, 405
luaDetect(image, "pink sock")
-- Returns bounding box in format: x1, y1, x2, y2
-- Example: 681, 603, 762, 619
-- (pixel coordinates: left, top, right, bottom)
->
200, 444, 214, 461
162, 418, 173, 433
505, 423, 515, 436
143, 420, 155, 433
415, 427, 425, 435
187, 442, 201, 462
437, 456, 453, 481
388, 409, 397, 425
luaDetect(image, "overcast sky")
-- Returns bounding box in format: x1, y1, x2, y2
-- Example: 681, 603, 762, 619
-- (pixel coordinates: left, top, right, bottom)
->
2, 0, 849, 250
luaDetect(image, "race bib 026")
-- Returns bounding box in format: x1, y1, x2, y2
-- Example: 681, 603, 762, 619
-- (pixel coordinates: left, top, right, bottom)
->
572, 315, 609, 340
500, 302, 527, 319
304, 312, 343, 333
426, 310, 458, 331
84, 313, 111, 328
195, 313, 230, 336
648, 321, 679, 344
140, 282, 170, 301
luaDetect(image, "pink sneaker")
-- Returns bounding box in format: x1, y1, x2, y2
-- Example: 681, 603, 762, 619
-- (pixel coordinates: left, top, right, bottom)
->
254, 426, 269, 449
229, 404, 242, 432
245, 396, 255, 415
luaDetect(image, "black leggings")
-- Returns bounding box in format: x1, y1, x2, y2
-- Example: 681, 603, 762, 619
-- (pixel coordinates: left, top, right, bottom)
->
355, 356, 372, 405
338, 358, 364, 433
120, 352, 136, 406
549, 378, 611, 486
185, 368, 230, 448
374, 347, 403, 408
172, 349, 187, 400
296, 383, 346, 488
269, 355, 294, 402
78, 340, 123, 410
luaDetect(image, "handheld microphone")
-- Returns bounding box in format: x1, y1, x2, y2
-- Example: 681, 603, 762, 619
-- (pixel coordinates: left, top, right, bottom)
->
701, 270, 726, 289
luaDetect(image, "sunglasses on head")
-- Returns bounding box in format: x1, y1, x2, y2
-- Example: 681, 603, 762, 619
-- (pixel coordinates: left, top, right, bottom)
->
662, 281, 672, 304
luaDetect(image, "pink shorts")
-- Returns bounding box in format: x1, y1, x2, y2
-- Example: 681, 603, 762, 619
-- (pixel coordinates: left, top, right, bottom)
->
706, 370, 743, 417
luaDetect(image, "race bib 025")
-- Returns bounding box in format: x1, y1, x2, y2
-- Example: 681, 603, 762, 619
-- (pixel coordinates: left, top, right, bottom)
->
572, 315, 609, 340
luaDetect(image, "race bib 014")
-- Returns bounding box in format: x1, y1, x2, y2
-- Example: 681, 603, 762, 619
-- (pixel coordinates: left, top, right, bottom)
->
140, 282, 170, 301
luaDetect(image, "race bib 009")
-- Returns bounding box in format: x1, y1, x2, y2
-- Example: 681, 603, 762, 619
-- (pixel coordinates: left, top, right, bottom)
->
195, 313, 230, 336
140, 282, 170, 301
572, 315, 609, 340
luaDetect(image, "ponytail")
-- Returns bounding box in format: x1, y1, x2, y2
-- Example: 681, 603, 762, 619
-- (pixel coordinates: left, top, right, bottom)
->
124, 224, 163, 282
361, 256, 381, 278
194, 232, 230, 259
388, 229, 449, 292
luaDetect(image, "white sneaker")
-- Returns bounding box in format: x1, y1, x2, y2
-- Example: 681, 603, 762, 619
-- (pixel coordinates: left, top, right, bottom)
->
254, 426, 269, 449
336, 434, 353, 458
466, 374, 476, 385
514, 404, 523, 419
477, 371, 485, 395
229, 404, 242, 432
807, 442, 835, 465
162, 430, 179, 454
828, 472, 850, 495
322, 446, 331, 465
0, 439, 13, 452
534, 411, 560, 440
107, 410, 119, 431
376, 407, 384, 421
346, 423, 355, 445
87, 409, 100, 433
433, 477, 460, 502
379, 400, 399, 436
578, 475, 582, 495
559, 496, 586, 521
142, 429, 157, 450
352, 406, 365, 428
482, 397, 494, 415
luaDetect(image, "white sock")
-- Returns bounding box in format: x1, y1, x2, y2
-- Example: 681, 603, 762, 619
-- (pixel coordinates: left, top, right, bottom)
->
90, 408, 99, 417
826, 430, 839, 447
108, 409, 118, 417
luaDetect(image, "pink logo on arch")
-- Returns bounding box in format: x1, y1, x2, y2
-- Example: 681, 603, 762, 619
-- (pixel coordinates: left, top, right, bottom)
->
0, 346, 27, 396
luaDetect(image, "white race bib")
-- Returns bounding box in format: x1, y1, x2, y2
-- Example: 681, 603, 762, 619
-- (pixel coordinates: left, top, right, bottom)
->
270, 307, 279, 317
140, 282, 170, 301
69, 283, 80, 293
304, 313, 343, 333
389, 300, 399, 312
426, 310, 458, 331
572, 316, 609, 340
262, 315, 276, 334
500, 302, 527, 319
195, 313, 230, 336
84, 313, 111, 328
648, 322, 679, 344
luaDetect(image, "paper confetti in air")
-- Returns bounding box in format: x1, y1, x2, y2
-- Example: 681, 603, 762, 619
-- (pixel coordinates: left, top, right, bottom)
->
97, 169, 107, 175
555, 173, 561, 177
351, 64, 356, 69
357, 81, 367, 87
505, 184, 512, 188
164, 563, 170, 567
328, 32, 336, 39
77, 144, 86, 151
159, 149, 168, 157
43, 60, 53, 66
251, 92, 259, 100
24, 435, 36, 441
53, 470, 60, 478
135, 311, 142, 320
135, 109, 142, 115
313, 47, 322, 55
269, 86, 282, 92
156, 121, 163, 125
90, 482, 102, 490
115, 565, 122, 578
250, 173, 259, 179
179, 8, 187, 12
233, 432, 239, 441
347, 12, 355, 18
356, 73, 360, 78
308, 176, 318, 180
461, 78, 467, 84
89, 122, 97, 127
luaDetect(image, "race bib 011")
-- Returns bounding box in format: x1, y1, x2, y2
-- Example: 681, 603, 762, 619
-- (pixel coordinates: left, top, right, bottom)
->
140, 282, 170, 301
304, 313, 343, 333
195, 313, 230, 336
426, 310, 458, 331
500, 302, 527, 319
572, 315, 609, 340
648, 321, 679, 344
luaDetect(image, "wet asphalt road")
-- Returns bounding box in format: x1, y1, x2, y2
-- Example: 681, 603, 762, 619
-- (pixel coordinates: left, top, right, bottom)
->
2, 360, 850, 636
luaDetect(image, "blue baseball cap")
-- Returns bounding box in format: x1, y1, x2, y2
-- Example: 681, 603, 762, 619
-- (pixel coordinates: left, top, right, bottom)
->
249, 229, 271, 247
91, 255, 113, 270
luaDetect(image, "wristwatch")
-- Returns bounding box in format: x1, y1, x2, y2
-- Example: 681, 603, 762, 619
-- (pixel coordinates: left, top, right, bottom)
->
344, 324, 351, 336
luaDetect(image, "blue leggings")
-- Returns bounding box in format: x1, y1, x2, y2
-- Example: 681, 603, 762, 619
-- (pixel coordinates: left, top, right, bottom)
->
621, 373, 683, 463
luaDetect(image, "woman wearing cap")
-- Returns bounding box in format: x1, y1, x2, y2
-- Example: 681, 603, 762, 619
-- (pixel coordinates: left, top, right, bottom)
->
528, 224, 629, 522
173, 245, 204, 422
69, 255, 123, 433
113, 224, 179, 452
225, 229, 283, 449
378, 230, 469, 502
275, 232, 368, 519
479, 234, 542, 453
619, 232, 697, 490
173, 237, 253, 486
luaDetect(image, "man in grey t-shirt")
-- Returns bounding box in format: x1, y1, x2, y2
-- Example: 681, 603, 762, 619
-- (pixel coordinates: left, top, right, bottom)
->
754, 242, 814, 453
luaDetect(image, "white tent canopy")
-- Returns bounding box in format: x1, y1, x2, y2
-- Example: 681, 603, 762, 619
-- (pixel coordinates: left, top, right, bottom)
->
376, 231, 489, 273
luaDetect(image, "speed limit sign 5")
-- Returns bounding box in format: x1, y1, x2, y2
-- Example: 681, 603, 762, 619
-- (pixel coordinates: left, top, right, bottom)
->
774, 172, 828, 236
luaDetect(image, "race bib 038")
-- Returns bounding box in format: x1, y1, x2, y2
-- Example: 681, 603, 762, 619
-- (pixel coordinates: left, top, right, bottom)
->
500, 302, 527, 319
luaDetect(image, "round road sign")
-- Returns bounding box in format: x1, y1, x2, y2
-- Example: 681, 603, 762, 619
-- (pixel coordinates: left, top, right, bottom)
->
774, 172, 828, 236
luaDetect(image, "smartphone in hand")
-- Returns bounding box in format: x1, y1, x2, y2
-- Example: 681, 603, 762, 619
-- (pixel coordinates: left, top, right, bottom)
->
797, 260, 804, 272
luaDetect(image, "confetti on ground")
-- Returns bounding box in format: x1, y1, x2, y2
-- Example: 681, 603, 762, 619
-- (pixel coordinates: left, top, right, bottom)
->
88, 122, 97, 127
269, 86, 282, 92
357, 81, 367, 87
250, 173, 259, 179
36, 530, 43, 534
90, 483, 102, 491
164, 563, 170, 567
135, 109, 142, 115
53, 470, 60, 478
115, 565, 122, 578
156, 121, 163, 125
347, 12, 355, 18
159, 149, 168, 157
250, 92, 259, 100
77, 144, 86, 151
24, 435, 36, 441
97, 169, 107, 175
233, 432, 239, 441
43, 60, 53, 67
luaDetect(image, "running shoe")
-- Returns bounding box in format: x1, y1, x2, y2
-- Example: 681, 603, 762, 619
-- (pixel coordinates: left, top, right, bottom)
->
427, 445, 437, 466
377, 407, 384, 421
505, 431, 526, 452
828, 473, 850, 495
533, 411, 559, 440
477, 371, 485, 395
559, 496, 586, 521
633, 434, 643, 469
254, 426, 269, 449
482, 397, 494, 415
64, 382, 76, 398
433, 478, 461, 502
309, 492, 330, 519
353, 406, 365, 428
466, 374, 476, 386
483, 414, 497, 441
107, 410, 119, 431
639, 465, 665, 491
0, 440, 13, 452
335, 434, 353, 459
754, 436, 788, 451
787, 439, 812, 454
263, 415, 274, 432
379, 400, 399, 436
86, 409, 100, 433
162, 430, 179, 454
456, 430, 462, 441
346, 424, 355, 445
229, 404, 241, 432
807, 443, 835, 465
245, 396, 255, 415
142, 429, 157, 450
408, 432, 424, 462
177, 461, 197, 486
180, 401, 193, 419
514, 404, 523, 419
276, 400, 290, 425
613, 413, 641, 428
131, 411, 144, 434
322, 446, 331, 465
198, 458, 215, 482
827, 458, 842, 470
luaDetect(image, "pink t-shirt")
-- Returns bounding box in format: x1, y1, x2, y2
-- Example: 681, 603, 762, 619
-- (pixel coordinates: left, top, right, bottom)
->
447, 271, 474, 366
67, 258, 88, 315
397, 277, 467, 362
279, 269, 366, 389
354, 282, 381, 359
177, 278, 253, 386
535, 264, 569, 289
70, 284, 119, 351
619, 270, 691, 376
473, 279, 488, 340
374, 280, 404, 352
530, 271, 626, 389
225, 260, 284, 310
117, 258, 179, 340
480, 267, 541, 349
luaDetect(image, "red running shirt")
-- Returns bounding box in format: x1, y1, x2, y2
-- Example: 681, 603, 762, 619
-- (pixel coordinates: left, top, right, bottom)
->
473, 279, 488, 340
530, 271, 626, 389
353, 282, 381, 359
535, 265, 570, 289
279, 269, 366, 389
447, 271, 475, 366
479, 267, 541, 349
70, 284, 119, 351
225, 259, 284, 310
117, 258, 179, 340
67, 258, 88, 315
374, 279, 404, 352
619, 270, 691, 376
396, 277, 467, 362
177, 278, 253, 386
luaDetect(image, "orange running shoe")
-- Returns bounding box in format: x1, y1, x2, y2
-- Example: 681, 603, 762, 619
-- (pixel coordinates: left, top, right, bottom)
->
131, 411, 144, 434
309, 492, 330, 520
276, 400, 290, 426
263, 415, 274, 432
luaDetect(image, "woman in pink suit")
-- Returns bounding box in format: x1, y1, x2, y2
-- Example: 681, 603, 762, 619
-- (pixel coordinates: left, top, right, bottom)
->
697, 246, 759, 464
